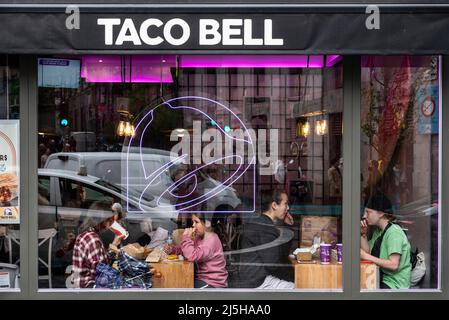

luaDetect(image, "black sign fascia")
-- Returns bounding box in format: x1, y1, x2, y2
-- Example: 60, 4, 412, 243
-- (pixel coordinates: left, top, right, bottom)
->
0, 10, 449, 54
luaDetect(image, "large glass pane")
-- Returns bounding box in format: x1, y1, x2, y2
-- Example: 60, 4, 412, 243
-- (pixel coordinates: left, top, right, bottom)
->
37, 55, 343, 290
360, 56, 440, 290
0, 55, 20, 290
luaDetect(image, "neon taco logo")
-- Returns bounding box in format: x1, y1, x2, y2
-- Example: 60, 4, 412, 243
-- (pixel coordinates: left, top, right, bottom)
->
125, 96, 279, 214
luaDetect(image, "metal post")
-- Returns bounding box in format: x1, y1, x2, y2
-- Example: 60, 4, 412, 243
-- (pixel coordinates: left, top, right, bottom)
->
342, 55, 361, 298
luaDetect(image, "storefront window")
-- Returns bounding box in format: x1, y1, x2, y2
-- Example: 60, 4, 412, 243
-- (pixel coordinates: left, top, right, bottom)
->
0, 55, 20, 290
360, 56, 440, 290
37, 55, 344, 290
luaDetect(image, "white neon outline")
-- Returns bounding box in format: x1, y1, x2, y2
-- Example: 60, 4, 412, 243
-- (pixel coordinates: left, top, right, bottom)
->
126, 96, 256, 214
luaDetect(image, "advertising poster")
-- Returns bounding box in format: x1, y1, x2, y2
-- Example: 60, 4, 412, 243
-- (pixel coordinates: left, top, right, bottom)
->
0, 120, 19, 224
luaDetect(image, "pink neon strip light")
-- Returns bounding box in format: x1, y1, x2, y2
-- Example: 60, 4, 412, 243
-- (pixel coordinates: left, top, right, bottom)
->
80, 55, 342, 82
81, 55, 174, 83
179, 55, 341, 68
326, 55, 343, 67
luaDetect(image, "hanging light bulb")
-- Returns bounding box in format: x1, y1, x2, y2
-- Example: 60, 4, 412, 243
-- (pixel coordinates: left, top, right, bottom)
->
299, 121, 310, 137
297, 119, 309, 137
124, 121, 133, 137
117, 121, 125, 136
130, 124, 135, 137
316, 119, 327, 136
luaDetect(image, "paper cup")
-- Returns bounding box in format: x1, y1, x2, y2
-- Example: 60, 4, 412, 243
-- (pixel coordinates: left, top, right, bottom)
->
320, 244, 331, 264
110, 221, 129, 239
336, 243, 343, 264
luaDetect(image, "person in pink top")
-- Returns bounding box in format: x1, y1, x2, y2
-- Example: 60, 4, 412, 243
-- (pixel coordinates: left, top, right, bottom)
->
166, 213, 228, 288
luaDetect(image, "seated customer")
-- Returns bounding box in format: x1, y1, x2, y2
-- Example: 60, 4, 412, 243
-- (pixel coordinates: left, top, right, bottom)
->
71, 202, 124, 288
238, 189, 295, 289
165, 213, 228, 288
360, 192, 411, 289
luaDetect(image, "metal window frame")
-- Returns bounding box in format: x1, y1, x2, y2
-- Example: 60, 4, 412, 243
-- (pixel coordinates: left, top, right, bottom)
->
1, 54, 447, 300
0, 55, 32, 299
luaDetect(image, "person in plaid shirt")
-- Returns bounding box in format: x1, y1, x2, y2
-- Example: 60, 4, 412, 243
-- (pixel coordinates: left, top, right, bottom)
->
72, 201, 125, 288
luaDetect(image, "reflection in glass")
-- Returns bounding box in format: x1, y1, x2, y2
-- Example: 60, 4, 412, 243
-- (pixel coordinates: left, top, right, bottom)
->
37, 55, 344, 290
360, 56, 439, 290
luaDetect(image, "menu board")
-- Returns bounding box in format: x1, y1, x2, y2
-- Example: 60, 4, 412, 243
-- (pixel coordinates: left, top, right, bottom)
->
0, 120, 19, 224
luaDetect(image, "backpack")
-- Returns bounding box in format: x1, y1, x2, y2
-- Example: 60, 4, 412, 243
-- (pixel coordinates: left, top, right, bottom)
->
395, 223, 426, 287
389, 223, 426, 287
410, 247, 426, 287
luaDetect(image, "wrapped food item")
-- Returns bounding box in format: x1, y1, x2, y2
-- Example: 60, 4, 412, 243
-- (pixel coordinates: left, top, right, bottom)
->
293, 244, 320, 262
293, 247, 313, 261
146, 249, 162, 263
122, 243, 145, 260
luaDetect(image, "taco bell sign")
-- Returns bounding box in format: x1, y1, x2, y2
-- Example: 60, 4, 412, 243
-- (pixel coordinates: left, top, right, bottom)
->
97, 18, 284, 46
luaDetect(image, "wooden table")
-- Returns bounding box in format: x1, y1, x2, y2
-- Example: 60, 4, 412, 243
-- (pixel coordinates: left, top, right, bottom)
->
150, 260, 194, 288
294, 260, 379, 289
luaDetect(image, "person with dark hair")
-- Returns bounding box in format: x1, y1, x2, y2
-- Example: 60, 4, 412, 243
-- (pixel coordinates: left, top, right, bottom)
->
238, 189, 295, 289
360, 192, 411, 289
71, 202, 125, 288
165, 212, 228, 288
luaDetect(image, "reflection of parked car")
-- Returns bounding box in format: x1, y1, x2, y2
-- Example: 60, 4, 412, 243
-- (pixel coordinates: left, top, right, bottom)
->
44, 152, 242, 212
38, 168, 177, 231
36, 168, 179, 287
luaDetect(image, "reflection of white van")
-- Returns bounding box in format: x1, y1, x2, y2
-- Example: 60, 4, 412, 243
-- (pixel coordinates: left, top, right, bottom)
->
44, 152, 241, 212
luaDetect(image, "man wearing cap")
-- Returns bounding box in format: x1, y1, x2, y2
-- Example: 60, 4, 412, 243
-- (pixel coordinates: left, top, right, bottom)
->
71, 202, 125, 288
360, 192, 411, 289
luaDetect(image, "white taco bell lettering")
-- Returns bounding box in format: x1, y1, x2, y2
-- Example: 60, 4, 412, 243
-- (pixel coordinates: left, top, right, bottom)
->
199, 18, 283, 46
98, 18, 191, 46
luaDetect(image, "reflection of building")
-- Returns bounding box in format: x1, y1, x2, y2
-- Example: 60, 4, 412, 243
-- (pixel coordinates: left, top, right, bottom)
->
360, 56, 440, 288
175, 65, 343, 207
291, 68, 343, 205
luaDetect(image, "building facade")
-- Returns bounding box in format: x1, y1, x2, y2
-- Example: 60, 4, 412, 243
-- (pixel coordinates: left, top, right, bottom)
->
1, 1, 449, 299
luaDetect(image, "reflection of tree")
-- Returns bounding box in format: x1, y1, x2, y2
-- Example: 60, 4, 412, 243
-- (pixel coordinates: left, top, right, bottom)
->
361, 78, 381, 154
361, 59, 420, 199
378, 97, 415, 196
